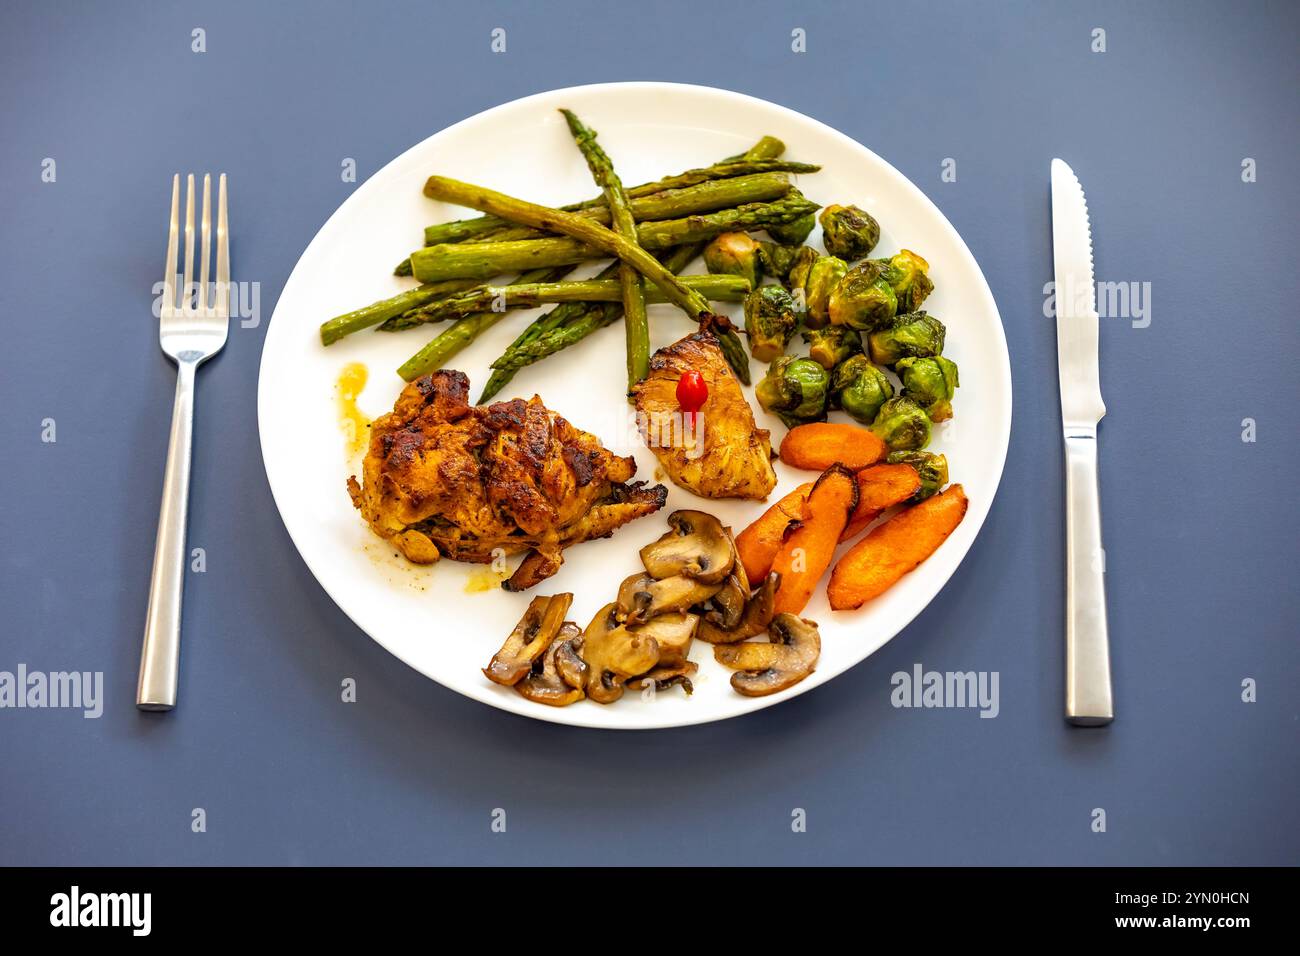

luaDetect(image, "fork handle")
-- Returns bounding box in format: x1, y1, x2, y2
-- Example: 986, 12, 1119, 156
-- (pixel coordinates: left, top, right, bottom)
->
1063, 429, 1113, 725
137, 360, 197, 711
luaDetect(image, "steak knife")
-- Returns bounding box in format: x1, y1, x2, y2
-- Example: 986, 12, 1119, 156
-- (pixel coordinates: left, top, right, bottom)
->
1051, 159, 1114, 726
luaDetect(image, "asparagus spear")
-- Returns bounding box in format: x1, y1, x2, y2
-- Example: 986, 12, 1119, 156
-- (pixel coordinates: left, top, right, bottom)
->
560, 109, 649, 390
319, 278, 481, 345
476, 139, 784, 400
408, 194, 820, 283
419, 158, 815, 247
394, 266, 572, 381
382, 274, 751, 331
422, 175, 735, 324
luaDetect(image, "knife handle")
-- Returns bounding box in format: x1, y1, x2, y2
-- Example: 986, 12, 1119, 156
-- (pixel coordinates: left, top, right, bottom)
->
1063, 428, 1113, 725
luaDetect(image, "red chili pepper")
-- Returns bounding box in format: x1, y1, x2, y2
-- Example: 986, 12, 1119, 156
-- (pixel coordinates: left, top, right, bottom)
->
675, 370, 708, 419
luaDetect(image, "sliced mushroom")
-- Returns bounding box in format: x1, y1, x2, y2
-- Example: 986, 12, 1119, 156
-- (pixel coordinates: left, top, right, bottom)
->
515, 623, 584, 706
712, 612, 820, 697
628, 611, 699, 667
555, 636, 588, 691
627, 661, 698, 695
578, 603, 661, 704
615, 572, 721, 624
638, 510, 734, 584
697, 572, 780, 644
482, 593, 573, 686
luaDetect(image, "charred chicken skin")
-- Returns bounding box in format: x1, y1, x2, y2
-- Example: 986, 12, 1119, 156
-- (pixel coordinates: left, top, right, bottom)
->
347, 370, 667, 590
633, 329, 777, 501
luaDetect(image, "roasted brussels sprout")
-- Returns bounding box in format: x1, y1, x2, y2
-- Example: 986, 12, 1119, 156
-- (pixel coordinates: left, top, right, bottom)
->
828, 260, 898, 330
757, 242, 813, 286
704, 232, 762, 289
867, 312, 947, 366
871, 396, 932, 451
743, 285, 799, 362
831, 355, 894, 424
803, 324, 862, 370
801, 255, 848, 329
819, 204, 880, 260
886, 450, 949, 501
875, 249, 934, 313
897, 355, 959, 422
766, 193, 817, 245
756, 356, 830, 427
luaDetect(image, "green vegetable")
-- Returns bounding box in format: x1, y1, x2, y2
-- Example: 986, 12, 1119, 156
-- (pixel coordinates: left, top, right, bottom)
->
756, 356, 830, 427
394, 267, 573, 381
897, 355, 959, 422
803, 324, 862, 370
420, 175, 732, 322
871, 396, 932, 451
886, 450, 949, 501
743, 285, 798, 362
875, 249, 934, 313
828, 260, 898, 330
477, 261, 620, 402
756, 242, 812, 285
319, 278, 480, 346
420, 171, 799, 250
831, 355, 893, 424
408, 194, 821, 283
867, 312, 947, 366
704, 232, 762, 289
800, 255, 848, 328
561, 108, 649, 390
786, 246, 818, 292
766, 210, 817, 245
819, 204, 880, 260
419, 159, 817, 247
382, 274, 753, 331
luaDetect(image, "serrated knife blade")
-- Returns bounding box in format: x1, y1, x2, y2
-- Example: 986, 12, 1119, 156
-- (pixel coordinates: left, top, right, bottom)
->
1051, 159, 1106, 427
1051, 158, 1113, 726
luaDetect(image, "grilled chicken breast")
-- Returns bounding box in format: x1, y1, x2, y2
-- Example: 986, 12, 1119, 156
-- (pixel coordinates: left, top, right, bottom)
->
348, 370, 666, 590
632, 330, 777, 500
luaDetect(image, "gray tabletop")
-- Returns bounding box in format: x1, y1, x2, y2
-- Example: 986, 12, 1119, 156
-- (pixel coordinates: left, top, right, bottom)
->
1, 0, 1296, 866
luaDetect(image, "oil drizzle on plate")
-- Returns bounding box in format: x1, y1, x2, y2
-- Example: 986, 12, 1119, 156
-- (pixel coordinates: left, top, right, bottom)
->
464, 568, 507, 593
336, 362, 370, 458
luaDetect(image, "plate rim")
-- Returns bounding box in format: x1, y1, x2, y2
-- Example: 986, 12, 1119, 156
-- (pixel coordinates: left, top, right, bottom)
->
257, 80, 1013, 730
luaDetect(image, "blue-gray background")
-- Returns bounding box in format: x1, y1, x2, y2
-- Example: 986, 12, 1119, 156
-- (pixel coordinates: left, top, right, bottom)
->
1, 0, 1296, 866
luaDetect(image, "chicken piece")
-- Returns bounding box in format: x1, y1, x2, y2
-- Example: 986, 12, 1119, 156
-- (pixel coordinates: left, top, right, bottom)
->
348, 370, 667, 589
632, 330, 777, 500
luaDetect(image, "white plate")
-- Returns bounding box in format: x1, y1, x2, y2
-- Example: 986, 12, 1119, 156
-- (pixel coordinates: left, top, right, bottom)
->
258, 82, 1011, 729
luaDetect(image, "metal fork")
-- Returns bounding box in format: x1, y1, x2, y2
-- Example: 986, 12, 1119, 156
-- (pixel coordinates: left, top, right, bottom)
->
137, 173, 230, 711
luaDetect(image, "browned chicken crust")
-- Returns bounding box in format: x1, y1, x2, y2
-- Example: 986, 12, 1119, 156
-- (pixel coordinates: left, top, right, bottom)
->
348, 370, 667, 590
633, 330, 777, 501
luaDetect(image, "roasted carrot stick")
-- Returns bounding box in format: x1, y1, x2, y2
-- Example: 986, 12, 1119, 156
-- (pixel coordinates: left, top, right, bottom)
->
778, 422, 886, 472
771, 465, 858, 615
828, 484, 968, 610
839, 463, 923, 542
734, 482, 812, 583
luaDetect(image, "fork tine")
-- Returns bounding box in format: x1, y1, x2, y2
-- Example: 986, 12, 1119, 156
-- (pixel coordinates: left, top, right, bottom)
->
199, 174, 212, 312
181, 174, 196, 311
162, 174, 180, 314
215, 174, 230, 319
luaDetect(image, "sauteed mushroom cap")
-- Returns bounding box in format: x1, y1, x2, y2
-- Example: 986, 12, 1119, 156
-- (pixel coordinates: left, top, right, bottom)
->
616, 572, 721, 625
713, 612, 820, 696
626, 611, 699, 667
483, 593, 574, 686
579, 603, 661, 704
627, 661, 699, 695
516, 622, 584, 706
697, 572, 780, 644
639, 510, 735, 584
